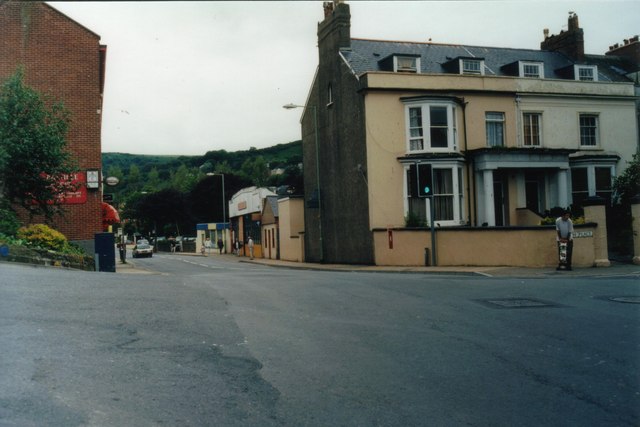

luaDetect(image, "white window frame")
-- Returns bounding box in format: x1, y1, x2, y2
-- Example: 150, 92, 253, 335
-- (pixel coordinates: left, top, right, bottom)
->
485, 112, 505, 147
460, 59, 484, 75
570, 164, 615, 205
519, 61, 544, 78
579, 113, 599, 147
394, 56, 420, 73
522, 112, 542, 147
404, 100, 458, 153
575, 65, 598, 81
403, 163, 465, 226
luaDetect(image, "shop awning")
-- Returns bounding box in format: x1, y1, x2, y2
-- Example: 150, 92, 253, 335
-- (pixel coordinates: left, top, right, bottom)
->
102, 202, 120, 224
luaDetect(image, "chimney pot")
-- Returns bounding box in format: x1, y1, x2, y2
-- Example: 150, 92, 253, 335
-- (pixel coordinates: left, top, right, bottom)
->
323, 1, 334, 18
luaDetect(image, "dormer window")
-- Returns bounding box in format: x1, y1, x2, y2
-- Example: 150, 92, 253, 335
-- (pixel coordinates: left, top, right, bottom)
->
443, 56, 485, 75
461, 59, 484, 75
575, 65, 597, 81
394, 55, 420, 73
519, 61, 544, 78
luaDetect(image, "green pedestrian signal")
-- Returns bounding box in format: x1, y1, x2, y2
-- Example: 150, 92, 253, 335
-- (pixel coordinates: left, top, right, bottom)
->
417, 163, 433, 198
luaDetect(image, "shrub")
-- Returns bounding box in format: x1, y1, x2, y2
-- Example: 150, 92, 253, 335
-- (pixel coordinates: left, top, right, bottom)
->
540, 216, 585, 225
405, 211, 427, 227
16, 224, 67, 252
0, 205, 20, 236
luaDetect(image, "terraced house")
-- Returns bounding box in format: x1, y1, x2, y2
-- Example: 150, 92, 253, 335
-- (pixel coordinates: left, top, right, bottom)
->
299, 1, 639, 266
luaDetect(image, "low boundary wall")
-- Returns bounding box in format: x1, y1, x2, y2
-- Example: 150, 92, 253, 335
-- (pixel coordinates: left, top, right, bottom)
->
373, 224, 599, 268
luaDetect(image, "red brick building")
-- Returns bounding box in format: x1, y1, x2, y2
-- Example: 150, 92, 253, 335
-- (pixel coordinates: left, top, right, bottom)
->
0, 0, 106, 251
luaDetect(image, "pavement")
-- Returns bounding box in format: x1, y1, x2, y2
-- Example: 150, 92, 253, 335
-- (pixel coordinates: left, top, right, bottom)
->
115, 251, 640, 278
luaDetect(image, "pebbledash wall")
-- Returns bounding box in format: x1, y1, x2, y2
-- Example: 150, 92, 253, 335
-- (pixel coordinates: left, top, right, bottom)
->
0, 1, 106, 252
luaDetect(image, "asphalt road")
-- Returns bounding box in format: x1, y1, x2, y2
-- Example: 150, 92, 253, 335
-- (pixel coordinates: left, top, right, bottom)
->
1, 256, 638, 426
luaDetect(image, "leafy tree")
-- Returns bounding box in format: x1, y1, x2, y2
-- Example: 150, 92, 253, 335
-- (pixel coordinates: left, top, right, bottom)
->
266, 164, 304, 195
214, 160, 233, 174
146, 167, 161, 191
0, 198, 20, 236
189, 175, 222, 223
0, 69, 77, 219
106, 165, 124, 182
199, 161, 214, 174
241, 156, 270, 187
609, 154, 640, 257
127, 164, 142, 192
613, 154, 640, 205
189, 172, 252, 224
171, 164, 201, 193
125, 188, 193, 237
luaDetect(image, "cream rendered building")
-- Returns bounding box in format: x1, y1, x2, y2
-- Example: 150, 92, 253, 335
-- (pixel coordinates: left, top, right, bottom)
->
299, 2, 638, 265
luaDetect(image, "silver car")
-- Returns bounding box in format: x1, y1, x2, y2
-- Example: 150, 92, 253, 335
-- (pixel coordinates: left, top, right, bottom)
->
132, 243, 153, 258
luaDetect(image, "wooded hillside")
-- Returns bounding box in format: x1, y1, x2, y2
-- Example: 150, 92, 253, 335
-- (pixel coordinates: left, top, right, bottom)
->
101, 141, 303, 238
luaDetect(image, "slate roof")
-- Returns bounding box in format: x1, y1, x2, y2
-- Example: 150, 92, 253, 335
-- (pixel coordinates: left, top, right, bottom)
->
341, 38, 635, 83
265, 195, 279, 217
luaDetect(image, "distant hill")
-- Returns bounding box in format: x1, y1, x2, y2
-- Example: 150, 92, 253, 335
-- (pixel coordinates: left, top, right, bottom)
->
101, 140, 303, 201
102, 140, 302, 175
102, 153, 186, 175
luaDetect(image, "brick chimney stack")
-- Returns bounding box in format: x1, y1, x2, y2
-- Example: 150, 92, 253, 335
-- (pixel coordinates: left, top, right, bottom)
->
606, 35, 640, 66
540, 12, 585, 61
318, 0, 350, 53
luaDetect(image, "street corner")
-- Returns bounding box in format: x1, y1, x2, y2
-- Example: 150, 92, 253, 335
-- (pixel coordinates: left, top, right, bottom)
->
115, 260, 158, 275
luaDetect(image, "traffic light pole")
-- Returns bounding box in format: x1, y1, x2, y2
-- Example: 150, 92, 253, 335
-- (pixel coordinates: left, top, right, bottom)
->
412, 162, 437, 266
429, 196, 436, 266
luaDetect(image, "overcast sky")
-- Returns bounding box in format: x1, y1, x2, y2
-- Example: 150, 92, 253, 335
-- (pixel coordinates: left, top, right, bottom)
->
49, 1, 639, 156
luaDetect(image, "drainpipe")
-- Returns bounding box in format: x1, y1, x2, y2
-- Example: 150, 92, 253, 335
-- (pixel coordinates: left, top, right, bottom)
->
461, 99, 473, 226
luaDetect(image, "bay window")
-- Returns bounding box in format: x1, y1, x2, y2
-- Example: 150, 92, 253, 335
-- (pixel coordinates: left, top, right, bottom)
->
405, 163, 464, 226
571, 165, 615, 207
405, 101, 457, 153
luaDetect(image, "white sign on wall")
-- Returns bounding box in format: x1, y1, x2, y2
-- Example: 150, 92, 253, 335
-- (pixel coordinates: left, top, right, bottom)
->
574, 231, 593, 238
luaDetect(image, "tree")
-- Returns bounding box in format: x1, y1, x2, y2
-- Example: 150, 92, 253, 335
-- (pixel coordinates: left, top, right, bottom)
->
146, 167, 161, 192
0, 69, 77, 218
125, 188, 193, 237
609, 154, 640, 257
214, 160, 233, 174
613, 154, 640, 205
170, 164, 201, 193
241, 156, 270, 187
127, 164, 142, 192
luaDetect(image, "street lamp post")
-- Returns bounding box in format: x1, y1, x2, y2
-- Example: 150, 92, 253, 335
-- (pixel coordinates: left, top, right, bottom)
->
207, 172, 227, 253
283, 103, 323, 262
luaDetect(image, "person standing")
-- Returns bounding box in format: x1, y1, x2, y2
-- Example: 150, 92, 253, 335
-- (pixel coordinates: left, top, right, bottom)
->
247, 236, 254, 260
117, 241, 126, 264
555, 210, 574, 271
217, 238, 224, 254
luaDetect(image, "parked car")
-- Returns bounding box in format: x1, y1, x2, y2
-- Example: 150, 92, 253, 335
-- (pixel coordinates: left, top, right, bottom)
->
132, 243, 153, 258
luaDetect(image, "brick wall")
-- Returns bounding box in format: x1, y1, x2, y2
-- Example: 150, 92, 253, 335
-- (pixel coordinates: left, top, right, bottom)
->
0, 1, 105, 244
